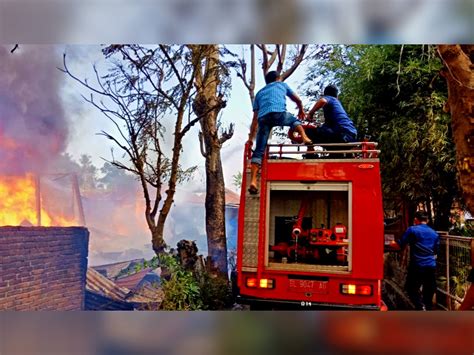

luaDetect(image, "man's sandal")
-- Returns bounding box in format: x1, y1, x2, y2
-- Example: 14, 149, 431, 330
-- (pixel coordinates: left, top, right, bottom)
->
248, 185, 259, 195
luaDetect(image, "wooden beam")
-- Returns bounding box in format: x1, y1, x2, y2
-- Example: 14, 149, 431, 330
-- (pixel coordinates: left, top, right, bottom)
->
35, 175, 41, 226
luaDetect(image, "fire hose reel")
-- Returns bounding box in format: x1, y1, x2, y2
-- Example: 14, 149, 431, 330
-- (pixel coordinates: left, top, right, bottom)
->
271, 220, 348, 263
270, 196, 349, 264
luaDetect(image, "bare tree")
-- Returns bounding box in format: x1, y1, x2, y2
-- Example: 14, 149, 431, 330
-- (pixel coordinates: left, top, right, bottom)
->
258, 44, 308, 80
62, 45, 212, 255
438, 45, 474, 213
236, 44, 256, 103
190, 45, 233, 277
236, 44, 309, 104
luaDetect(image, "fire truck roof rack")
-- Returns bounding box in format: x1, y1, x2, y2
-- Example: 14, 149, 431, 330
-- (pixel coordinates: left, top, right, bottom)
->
265, 141, 380, 160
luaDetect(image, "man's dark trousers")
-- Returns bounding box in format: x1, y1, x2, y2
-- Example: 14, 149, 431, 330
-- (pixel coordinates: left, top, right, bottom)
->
406, 264, 437, 310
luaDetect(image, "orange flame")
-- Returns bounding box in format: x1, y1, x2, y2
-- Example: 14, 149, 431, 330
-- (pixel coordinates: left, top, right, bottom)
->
0, 174, 76, 227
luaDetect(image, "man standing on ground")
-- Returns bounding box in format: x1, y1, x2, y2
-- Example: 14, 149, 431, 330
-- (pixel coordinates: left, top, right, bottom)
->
397, 211, 440, 310
247, 71, 312, 194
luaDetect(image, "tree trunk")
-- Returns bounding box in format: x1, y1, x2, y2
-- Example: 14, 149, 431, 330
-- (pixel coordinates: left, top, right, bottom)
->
403, 201, 416, 230
433, 194, 454, 231
438, 45, 474, 214
192, 45, 231, 278
151, 225, 166, 254
203, 151, 228, 276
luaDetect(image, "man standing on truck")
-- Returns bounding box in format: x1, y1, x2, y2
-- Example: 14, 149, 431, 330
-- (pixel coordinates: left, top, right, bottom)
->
247, 70, 312, 195
306, 85, 358, 145
397, 211, 440, 310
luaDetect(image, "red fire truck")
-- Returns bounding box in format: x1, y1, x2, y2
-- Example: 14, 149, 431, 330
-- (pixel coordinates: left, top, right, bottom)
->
235, 136, 386, 310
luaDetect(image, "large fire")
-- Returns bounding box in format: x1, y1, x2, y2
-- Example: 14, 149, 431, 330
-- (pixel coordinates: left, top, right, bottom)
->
0, 174, 77, 227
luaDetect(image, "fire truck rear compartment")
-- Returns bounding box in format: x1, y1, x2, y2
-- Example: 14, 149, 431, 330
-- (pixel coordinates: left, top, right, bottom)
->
267, 184, 351, 271
237, 142, 384, 309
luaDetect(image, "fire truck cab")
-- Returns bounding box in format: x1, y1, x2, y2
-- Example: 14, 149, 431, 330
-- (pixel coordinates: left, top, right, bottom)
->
235, 141, 385, 310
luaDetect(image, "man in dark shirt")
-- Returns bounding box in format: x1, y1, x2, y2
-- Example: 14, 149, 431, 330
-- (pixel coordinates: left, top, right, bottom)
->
306, 85, 358, 144
397, 211, 440, 310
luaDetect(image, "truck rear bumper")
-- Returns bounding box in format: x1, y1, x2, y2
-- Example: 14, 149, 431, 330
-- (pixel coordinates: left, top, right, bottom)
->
237, 295, 383, 310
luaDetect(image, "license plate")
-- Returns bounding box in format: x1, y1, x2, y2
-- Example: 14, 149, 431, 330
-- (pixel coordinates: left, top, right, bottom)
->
288, 279, 328, 294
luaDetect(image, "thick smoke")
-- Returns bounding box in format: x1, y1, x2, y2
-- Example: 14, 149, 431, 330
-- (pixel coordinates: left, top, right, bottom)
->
0, 45, 68, 174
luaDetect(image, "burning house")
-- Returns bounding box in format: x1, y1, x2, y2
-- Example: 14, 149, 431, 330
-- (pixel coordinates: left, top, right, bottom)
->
0, 46, 89, 310
0, 46, 240, 310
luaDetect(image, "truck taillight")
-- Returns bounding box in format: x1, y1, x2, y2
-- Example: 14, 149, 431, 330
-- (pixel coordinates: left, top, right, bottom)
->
340, 284, 373, 296
259, 279, 274, 289
246, 277, 275, 289
246, 278, 257, 288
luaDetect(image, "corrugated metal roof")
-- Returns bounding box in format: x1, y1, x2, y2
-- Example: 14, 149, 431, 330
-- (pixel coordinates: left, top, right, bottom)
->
86, 268, 163, 310
126, 284, 164, 310
225, 188, 240, 206
86, 268, 131, 301
114, 267, 154, 291
85, 290, 134, 311
92, 259, 145, 279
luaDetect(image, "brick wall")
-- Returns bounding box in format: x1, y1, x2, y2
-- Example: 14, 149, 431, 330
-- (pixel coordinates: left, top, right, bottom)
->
0, 227, 89, 310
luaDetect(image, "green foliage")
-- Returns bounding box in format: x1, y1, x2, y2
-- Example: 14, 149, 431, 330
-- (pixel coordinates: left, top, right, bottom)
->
449, 224, 474, 238
449, 212, 474, 237
232, 172, 242, 189
450, 275, 468, 298
198, 272, 233, 310
303, 45, 458, 228
159, 253, 203, 310
115, 251, 233, 310
159, 252, 233, 310
449, 251, 470, 299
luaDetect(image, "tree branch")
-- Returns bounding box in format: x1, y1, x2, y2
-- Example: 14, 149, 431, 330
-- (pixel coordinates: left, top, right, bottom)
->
180, 101, 224, 138
395, 44, 404, 97
198, 131, 207, 158
266, 46, 278, 71
281, 44, 308, 81
159, 44, 186, 93
261, 44, 269, 74
276, 44, 285, 72
219, 123, 234, 145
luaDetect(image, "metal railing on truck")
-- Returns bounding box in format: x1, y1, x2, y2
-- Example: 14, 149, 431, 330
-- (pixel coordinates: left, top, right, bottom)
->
265, 142, 380, 160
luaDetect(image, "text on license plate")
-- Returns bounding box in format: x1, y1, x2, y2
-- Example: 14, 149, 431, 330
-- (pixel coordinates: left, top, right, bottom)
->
288, 279, 328, 294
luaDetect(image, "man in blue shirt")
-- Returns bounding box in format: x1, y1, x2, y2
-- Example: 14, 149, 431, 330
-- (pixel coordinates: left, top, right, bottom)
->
306, 85, 358, 145
247, 71, 312, 194
397, 211, 440, 310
